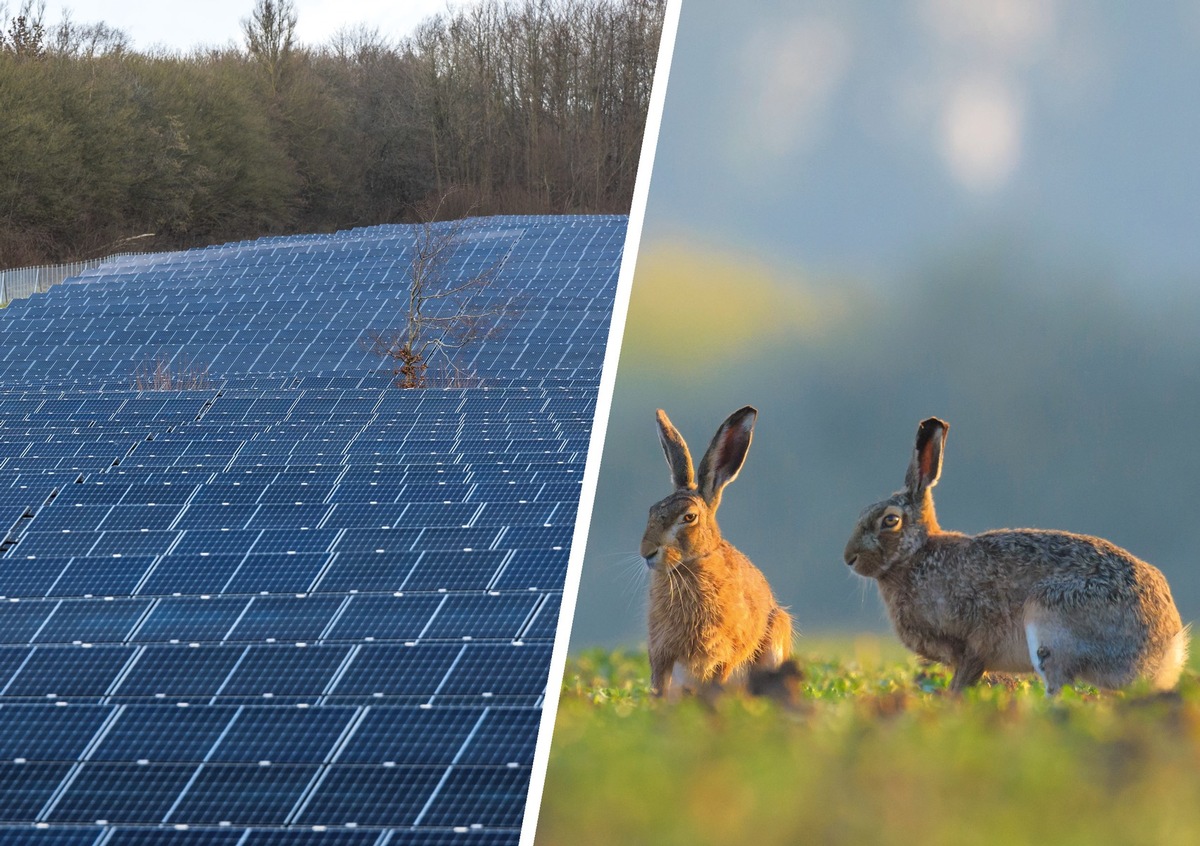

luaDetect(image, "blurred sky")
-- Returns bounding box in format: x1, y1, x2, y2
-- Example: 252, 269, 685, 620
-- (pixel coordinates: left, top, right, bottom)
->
645, 0, 1200, 282
20, 0, 463, 51
572, 0, 1200, 649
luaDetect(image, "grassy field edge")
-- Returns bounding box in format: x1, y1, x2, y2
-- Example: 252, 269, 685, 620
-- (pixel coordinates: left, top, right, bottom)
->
537, 638, 1200, 846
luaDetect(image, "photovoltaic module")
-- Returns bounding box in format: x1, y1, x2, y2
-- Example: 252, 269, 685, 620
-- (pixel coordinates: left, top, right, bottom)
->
0, 215, 625, 844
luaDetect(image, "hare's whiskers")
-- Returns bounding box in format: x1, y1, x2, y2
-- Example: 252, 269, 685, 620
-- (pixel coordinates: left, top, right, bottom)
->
617, 552, 648, 609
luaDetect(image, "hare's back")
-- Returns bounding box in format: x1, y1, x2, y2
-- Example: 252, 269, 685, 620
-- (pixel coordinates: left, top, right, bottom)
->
975, 529, 1179, 622
974, 529, 1145, 585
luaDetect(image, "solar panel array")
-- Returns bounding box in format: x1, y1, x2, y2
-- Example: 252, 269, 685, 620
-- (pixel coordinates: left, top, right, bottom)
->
0, 216, 624, 844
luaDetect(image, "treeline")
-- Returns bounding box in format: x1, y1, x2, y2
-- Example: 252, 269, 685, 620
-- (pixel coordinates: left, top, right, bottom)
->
0, 0, 664, 268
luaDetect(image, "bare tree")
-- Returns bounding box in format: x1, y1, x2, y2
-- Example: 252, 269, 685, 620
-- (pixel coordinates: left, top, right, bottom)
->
243, 0, 297, 95
401, 0, 665, 214
134, 352, 213, 391
3, 0, 46, 58
362, 191, 514, 388
52, 12, 129, 57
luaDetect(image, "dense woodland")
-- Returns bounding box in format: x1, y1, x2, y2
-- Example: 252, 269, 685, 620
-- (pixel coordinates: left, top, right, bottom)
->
0, 0, 664, 268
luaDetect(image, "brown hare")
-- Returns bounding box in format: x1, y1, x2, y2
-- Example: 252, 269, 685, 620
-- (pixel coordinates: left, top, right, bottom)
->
844, 417, 1189, 695
641, 406, 793, 697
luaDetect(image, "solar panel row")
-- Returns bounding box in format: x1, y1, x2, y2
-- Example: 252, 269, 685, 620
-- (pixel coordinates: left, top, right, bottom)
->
0, 215, 624, 843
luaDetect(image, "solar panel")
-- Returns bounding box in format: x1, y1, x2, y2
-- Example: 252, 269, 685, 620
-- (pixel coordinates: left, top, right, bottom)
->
0, 215, 623, 841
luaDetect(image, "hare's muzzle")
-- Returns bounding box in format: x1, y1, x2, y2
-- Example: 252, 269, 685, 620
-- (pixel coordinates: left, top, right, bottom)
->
843, 535, 865, 570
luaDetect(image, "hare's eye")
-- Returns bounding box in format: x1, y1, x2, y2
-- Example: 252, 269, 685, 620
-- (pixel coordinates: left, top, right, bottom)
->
681, 513, 697, 524
881, 514, 901, 529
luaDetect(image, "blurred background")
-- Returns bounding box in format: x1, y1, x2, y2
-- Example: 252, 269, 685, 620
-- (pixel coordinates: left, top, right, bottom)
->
571, 0, 1200, 649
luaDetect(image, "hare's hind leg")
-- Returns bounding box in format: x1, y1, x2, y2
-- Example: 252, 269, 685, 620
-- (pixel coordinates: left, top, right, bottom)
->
1072, 626, 1185, 692
1024, 607, 1083, 696
753, 607, 793, 670
1026, 600, 1179, 693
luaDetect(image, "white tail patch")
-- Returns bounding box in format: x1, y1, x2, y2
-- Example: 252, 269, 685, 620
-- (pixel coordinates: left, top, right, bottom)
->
1154, 626, 1191, 691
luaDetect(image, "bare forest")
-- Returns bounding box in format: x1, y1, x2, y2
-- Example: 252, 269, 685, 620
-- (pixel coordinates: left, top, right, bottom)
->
0, 0, 664, 268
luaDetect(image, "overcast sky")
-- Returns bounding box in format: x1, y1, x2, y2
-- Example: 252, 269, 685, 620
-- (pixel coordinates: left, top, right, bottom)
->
642, 0, 1200, 283
24, 0, 463, 51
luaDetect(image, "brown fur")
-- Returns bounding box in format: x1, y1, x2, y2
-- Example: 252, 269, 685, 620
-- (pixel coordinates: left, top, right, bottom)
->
845, 417, 1188, 695
642, 407, 793, 697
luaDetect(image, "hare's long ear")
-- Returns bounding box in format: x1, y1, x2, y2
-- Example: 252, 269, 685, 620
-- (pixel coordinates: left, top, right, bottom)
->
696, 406, 757, 509
905, 417, 948, 497
656, 409, 695, 490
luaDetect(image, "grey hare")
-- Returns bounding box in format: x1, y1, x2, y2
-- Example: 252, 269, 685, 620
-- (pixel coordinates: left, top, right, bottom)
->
844, 417, 1188, 695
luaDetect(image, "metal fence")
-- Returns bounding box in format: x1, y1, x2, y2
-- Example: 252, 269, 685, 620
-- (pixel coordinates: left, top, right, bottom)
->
0, 255, 137, 306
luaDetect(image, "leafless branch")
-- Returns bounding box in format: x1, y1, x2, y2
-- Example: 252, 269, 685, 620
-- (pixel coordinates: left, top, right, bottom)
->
361, 189, 517, 388
133, 351, 213, 391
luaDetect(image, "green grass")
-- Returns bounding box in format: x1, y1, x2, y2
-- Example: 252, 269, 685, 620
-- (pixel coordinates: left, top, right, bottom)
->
537, 638, 1200, 846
